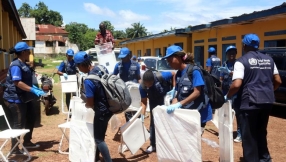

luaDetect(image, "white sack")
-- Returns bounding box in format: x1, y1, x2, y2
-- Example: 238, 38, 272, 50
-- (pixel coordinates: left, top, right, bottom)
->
219, 100, 235, 162
153, 106, 202, 162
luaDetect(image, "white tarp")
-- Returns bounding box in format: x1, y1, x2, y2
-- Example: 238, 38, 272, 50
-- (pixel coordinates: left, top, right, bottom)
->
219, 100, 234, 162
69, 99, 95, 162
125, 82, 141, 112
118, 107, 150, 155
95, 42, 117, 74
153, 106, 202, 162
60, 75, 78, 93
122, 119, 150, 154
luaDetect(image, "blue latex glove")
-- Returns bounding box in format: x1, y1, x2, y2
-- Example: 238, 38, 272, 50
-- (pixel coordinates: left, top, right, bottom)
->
79, 72, 84, 75
167, 87, 176, 99
224, 95, 231, 102
30, 87, 45, 97
167, 102, 182, 114
63, 73, 68, 79
218, 67, 231, 74
32, 85, 41, 90
141, 114, 145, 123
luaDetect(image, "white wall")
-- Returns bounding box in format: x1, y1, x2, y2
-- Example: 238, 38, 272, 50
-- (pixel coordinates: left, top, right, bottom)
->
20, 18, 36, 41
34, 40, 79, 54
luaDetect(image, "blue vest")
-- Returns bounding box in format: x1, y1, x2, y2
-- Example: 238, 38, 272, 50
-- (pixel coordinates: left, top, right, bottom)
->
235, 51, 275, 110
177, 65, 208, 110
210, 55, 221, 79
143, 72, 170, 105
86, 67, 111, 116
3, 59, 33, 102
63, 60, 77, 75
221, 60, 235, 94
118, 61, 138, 83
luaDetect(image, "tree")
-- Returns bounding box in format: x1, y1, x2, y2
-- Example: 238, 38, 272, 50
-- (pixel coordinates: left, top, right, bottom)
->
17, 1, 63, 26
18, 3, 32, 17
113, 30, 126, 39
65, 22, 95, 50
82, 29, 98, 50
125, 22, 148, 39
100, 20, 114, 33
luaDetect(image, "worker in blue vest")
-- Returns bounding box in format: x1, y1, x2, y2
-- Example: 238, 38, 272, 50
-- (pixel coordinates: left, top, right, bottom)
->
226, 34, 281, 162
113, 47, 141, 122
140, 69, 175, 153
3, 42, 45, 154
56, 49, 77, 110
163, 45, 212, 134
74, 51, 113, 162
206, 47, 221, 79
218, 45, 241, 142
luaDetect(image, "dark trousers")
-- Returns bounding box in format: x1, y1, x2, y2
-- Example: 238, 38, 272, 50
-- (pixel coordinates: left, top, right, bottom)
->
240, 108, 272, 162
94, 112, 113, 162
24, 101, 36, 142
149, 101, 163, 148
65, 93, 72, 109
4, 100, 37, 149
149, 105, 156, 147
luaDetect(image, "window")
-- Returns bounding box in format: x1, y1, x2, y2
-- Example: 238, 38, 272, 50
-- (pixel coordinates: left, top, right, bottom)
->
194, 46, 204, 67
144, 58, 156, 69
137, 50, 141, 57
174, 42, 183, 49
155, 48, 161, 57
46, 41, 53, 47
163, 47, 167, 56
264, 40, 286, 48
58, 41, 65, 47
146, 49, 151, 56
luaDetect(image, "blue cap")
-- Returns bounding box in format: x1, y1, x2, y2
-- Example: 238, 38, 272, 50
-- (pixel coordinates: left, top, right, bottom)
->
74, 51, 89, 63
225, 45, 237, 54
66, 49, 74, 56
138, 57, 141, 60
132, 55, 137, 59
14, 42, 33, 52
163, 45, 182, 59
208, 47, 216, 53
242, 33, 260, 49
118, 47, 130, 58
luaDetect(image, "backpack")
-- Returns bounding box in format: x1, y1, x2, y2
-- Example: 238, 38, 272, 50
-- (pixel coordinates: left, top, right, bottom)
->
187, 64, 225, 109
86, 66, 132, 114
141, 70, 172, 93
154, 71, 172, 92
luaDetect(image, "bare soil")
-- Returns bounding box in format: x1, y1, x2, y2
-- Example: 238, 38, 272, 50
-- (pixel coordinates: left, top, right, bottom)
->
5, 83, 286, 162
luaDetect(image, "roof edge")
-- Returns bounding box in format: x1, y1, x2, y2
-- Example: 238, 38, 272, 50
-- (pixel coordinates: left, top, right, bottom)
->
8, 0, 26, 38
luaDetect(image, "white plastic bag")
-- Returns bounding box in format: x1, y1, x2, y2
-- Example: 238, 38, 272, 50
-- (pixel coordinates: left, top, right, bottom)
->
153, 106, 202, 162
109, 115, 121, 133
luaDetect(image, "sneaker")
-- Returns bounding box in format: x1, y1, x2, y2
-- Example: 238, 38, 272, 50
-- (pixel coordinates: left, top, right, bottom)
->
145, 146, 156, 154
234, 136, 242, 143
23, 142, 40, 148
11, 149, 27, 155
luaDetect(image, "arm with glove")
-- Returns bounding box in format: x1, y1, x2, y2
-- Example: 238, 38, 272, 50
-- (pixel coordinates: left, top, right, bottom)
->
218, 66, 231, 74
166, 71, 177, 100
140, 97, 148, 122
14, 81, 45, 97
166, 86, 201, 114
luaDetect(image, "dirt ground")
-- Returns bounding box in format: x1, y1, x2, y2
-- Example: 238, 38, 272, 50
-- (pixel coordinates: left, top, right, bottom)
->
4, 83, 286, 162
